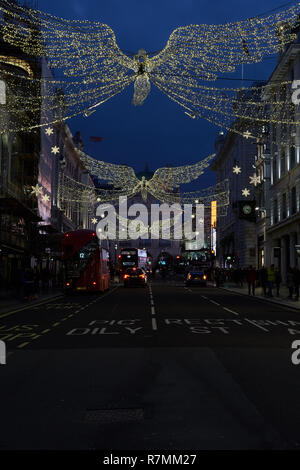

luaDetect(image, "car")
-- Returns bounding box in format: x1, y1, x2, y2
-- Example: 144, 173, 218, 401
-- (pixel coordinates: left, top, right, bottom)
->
123, 267, 148, 287
185, 270, 207, 287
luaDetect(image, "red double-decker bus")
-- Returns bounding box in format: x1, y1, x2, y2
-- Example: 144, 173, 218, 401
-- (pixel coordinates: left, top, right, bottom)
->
62, 229, 110, 292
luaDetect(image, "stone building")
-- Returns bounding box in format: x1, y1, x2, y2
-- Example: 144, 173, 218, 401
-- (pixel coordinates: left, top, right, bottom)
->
0, 5, 42, 288
258, 34, 300, 279
211, 129, 258, 269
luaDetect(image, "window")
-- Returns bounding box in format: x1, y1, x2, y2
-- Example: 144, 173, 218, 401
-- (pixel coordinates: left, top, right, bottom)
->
280, 149, 286, 177
282, 193, 287, 219
249, 248, 256, 258
290, 146, 296, 169
291, 67, 295, 81
291, 187, 297, 215
272, 156, 277, 183
274, 199, 278, 224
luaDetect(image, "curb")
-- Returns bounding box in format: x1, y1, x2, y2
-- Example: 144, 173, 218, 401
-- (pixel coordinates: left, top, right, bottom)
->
219, 286, 300, 312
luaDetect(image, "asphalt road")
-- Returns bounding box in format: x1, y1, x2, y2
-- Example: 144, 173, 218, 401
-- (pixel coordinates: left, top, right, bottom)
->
1, 280, 300, 450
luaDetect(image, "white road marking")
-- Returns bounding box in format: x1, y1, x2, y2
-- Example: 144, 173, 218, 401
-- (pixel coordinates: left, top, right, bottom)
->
223, 307, 239, 316
210, 300, 221, 306
149, 285, 158, 330
244, 318, 269, 332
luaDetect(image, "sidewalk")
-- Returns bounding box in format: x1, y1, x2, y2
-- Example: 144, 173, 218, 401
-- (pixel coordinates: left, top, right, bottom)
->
0, 288, 64, 315
219, 282, 300, 311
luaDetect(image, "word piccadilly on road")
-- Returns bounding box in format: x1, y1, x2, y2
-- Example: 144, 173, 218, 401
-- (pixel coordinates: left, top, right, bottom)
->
0, 340, 6, 365
66, 320, 144, 336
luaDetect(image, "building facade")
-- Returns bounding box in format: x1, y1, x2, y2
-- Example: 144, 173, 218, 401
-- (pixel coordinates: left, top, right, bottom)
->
258, 38, 300, 280
0, 7, 42, 289
211, 130, 258, 269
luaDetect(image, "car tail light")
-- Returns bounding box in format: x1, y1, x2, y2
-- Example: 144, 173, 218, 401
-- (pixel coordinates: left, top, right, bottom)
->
92, 281, 97, 286
124, 274, 129, 279
139, 274, 145, 279
66, 282, 70, 287
187, 274, 191, 280
203, 275, 207, 280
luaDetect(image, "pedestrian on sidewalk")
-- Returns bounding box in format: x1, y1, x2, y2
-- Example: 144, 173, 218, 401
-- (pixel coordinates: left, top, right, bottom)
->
259, 266, 268, 297
286, 267, 294, 299
267, 264, 276, 297
293, 266, 300, 301
275, 268, 282, 297
236, 268, 244, 287
247, 265, 256, 296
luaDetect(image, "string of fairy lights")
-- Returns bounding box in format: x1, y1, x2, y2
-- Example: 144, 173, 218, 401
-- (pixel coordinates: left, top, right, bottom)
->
2, 0, 300, 233
1, 0, 300, 148
55, 148, 228, 208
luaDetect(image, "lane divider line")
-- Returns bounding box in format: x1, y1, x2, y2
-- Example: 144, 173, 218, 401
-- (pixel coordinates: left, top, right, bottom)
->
223, 306, 239, 316
149, 284, 158, 331
244, 318, 269, 332
210, 300, 221, 306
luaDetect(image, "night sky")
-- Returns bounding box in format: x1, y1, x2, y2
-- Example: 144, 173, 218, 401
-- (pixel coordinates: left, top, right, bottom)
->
37, 0, 282, 188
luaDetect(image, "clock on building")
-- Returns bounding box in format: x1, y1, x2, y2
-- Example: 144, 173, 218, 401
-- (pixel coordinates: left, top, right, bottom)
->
238, 201, 256, 222
242, 204, 252, 215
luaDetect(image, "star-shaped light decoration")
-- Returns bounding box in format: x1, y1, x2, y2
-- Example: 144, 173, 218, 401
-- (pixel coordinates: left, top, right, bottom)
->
30, 184, 43, 196
91, 217, 98, 224
233, 165, 242, 175
242, 188, 250, 197
45, 127, 54, 136
51, 145, 60, 155
243, 131, 252, 140
249, 173, 261, 187
41, 194, 50, 202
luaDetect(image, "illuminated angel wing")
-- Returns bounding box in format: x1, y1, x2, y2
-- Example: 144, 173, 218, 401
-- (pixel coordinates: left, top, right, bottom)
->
148, 153, 215, 190
77, 150, 140, 189
0, 0, 136, 130
149, 5, 300, 80
147, 4, 300, 141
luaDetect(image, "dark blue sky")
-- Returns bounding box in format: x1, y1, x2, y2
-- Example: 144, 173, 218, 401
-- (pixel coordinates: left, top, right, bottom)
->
38, 0, 282, 187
